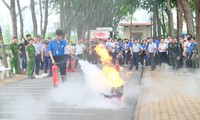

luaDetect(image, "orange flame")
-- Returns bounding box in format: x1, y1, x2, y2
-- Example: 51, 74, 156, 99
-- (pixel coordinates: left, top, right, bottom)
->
95, 44, 124, 88
95, 44, 112, 64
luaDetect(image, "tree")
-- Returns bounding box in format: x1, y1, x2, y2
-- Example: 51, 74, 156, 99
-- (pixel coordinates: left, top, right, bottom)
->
39, 0, 49, 38
179, 0, 194, 35
2, 0, 18, 37
16, 0, 24, 38
196, 0, 200, 66
176, 0, 183, 37
30, 0, 38, 36
166, 0, 174, 37
55, 0, 140, 40
0, 26, 8, 68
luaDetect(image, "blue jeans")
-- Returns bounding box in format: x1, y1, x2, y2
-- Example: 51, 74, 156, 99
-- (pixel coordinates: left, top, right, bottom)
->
21, 54, 27, 70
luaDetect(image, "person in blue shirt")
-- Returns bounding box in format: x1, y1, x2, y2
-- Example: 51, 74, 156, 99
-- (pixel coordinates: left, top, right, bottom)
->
49, 29, 69, 82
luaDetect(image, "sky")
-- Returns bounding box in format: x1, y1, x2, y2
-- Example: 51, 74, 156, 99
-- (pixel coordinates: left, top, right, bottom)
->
0, 0, 58, 36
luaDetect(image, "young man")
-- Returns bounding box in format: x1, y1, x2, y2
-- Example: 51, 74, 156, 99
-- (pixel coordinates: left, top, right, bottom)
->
75, 39, 86, 59
158, 38, 168, 65
18, 37, 27, 72
129, 39, 143, 70
48, 29, 69, 82
147, 38, 157, 71
25, 34, 31, 45
168, 37, 181, 69
75, 39, 85, 68
33, 37, 42, 75
26, 38, 36, 79
9, 37, 19, 74
41, 41, 51, 73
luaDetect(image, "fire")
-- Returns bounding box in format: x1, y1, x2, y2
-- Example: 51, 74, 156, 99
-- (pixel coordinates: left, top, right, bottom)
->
95, 44, 124, 88
95, 44, 112, 64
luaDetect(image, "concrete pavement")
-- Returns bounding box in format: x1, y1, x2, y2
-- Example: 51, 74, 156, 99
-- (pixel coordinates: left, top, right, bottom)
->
0, 65, 142, 120
134, 65, 200, 120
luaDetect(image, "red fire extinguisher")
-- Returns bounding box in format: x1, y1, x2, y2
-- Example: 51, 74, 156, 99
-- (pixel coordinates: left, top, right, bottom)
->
71, 59, 76, 72
66, 60, 70, 72
115, 61, 119, 71
52, 64, 59, 87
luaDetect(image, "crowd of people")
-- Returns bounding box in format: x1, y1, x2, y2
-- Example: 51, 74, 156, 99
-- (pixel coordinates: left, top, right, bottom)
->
8, 29, 199, 79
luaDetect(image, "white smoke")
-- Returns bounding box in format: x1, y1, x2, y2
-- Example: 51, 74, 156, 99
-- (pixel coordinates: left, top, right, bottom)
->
51, 60, 126, 109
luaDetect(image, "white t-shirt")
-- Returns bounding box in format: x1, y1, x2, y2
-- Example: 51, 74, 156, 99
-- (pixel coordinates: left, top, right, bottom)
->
75, 44, 85, 55
158, 43, 168, 52
132, 44, 142, 53
148, 42, 156, 53
33, 42, 42, 55
65, 45, 74, 55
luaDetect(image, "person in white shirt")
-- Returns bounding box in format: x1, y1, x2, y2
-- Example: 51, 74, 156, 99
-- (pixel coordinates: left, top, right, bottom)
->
129, 39, 143, 70
33, 36, 42, 75
75, 39, 85, 68
147, 38, 157, 70
75, 40, 86, 59
158, 38, 168, 65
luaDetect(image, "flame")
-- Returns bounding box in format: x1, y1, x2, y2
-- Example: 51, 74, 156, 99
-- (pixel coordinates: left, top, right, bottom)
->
95, 44, 112, 64
95, 44, 124, 88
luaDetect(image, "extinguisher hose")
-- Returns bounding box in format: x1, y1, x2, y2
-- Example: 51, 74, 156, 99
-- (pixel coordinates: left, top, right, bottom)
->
54, 55, 81, 65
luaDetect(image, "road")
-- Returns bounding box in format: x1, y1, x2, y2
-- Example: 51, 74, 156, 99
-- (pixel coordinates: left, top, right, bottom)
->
0, 64, 142, 120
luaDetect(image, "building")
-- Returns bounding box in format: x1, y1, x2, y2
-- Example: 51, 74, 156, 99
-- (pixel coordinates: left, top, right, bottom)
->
119, 22, 152, 40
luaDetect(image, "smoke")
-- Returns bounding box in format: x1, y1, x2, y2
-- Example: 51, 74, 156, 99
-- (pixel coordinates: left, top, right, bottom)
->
140, 63, 200, 107
51, 60, 127, 109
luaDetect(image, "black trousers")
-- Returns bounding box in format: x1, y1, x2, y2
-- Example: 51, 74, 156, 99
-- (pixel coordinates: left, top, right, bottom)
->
159, 52, 167, 65
130, 52, 140, 70
53, 55, 66, 75
35, 54, 41, 75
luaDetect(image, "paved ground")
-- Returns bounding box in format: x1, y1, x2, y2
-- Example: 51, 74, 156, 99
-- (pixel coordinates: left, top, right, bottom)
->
0, 64, 142, 120
134, 65, 200, 120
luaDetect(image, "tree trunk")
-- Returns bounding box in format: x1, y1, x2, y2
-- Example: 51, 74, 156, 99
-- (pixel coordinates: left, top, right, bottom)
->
30, 0, 38, 36
156, 8, 161, 37
16, 0, 24, 38
63, 3, 82, 34
0, 26, 8, 68
39, 0, 43, 37
42, 0, 49, 38
153, 0, 157, 38
161, 3, 166, 37
166, 0, 174, 37
59, 0, 65, 30
176, 0, 183, 37
10, 0, 18, 37
196, 0, 200, 66
2, 0, 18, 37
179, 0, 194, 35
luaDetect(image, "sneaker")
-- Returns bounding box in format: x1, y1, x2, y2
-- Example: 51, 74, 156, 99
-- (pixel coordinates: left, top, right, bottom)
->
47, 74, 52, 77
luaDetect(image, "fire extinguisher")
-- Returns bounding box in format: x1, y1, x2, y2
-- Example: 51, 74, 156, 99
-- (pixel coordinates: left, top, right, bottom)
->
66, 60, 70, 72
52, 64, 59, 87
71, 59, 76, 72
115, 61, 119, 71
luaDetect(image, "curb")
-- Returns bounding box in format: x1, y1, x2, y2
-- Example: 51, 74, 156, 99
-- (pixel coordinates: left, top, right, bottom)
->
0, 74, 27, 86
133, 66, 144, 120
134, 67, 155, 120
